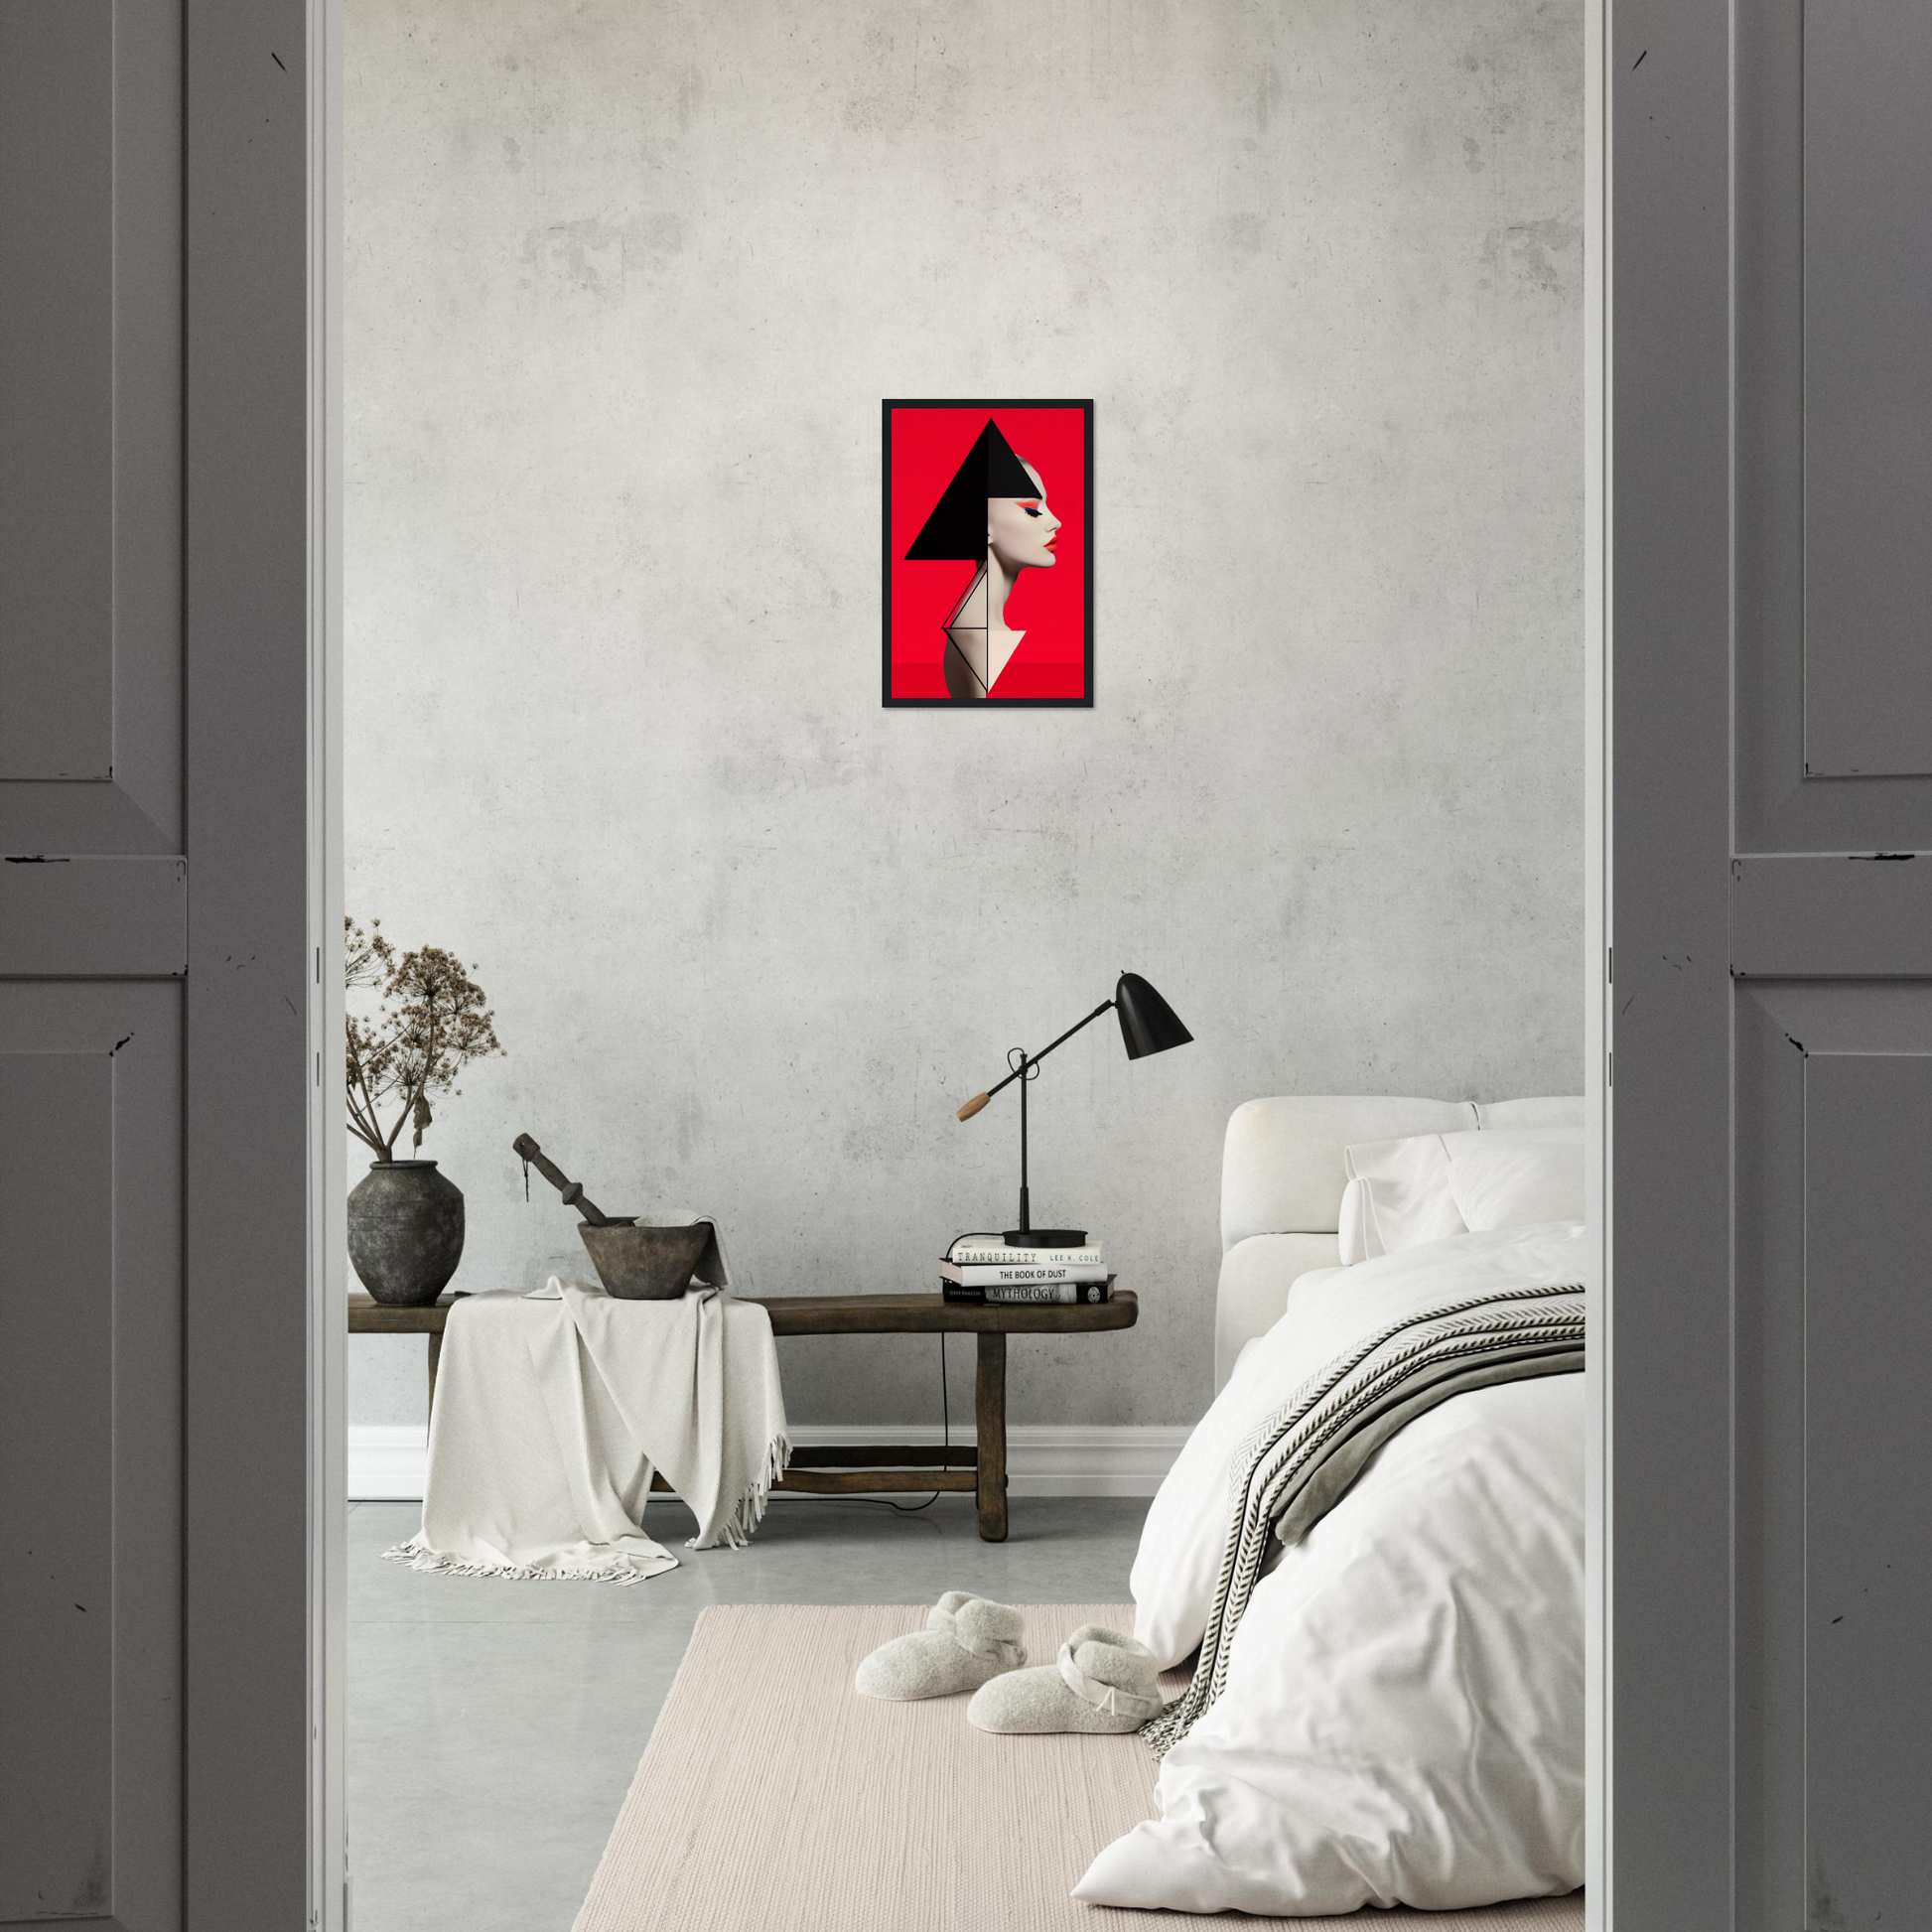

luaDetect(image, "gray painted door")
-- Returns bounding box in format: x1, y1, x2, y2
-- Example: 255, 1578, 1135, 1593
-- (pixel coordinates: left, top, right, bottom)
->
2, 6, 188, 1922
1615, 0, 1932, 1924
2, 0, 325, 1926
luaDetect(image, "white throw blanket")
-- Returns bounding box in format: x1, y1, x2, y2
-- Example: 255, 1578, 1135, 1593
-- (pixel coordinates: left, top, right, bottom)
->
386, 1278, 789, 1585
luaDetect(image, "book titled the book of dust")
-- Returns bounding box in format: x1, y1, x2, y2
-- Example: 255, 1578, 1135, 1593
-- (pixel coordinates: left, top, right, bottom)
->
939, 1259, 1110, 1287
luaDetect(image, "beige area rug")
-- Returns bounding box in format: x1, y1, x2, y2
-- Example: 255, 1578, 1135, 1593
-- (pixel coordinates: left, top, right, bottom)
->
574, 1603, 1586, 1932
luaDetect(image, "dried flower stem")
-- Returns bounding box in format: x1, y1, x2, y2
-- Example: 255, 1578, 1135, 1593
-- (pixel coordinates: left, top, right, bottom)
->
345, 916, 503, 1160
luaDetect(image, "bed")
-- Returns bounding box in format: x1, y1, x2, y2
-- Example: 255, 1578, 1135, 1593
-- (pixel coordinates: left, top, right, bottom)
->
1077, 1093, 1587, 1918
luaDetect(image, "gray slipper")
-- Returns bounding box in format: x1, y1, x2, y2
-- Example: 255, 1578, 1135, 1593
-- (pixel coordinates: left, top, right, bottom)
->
966, 1623, 1163, 1733
854, 1591, 1028, 1702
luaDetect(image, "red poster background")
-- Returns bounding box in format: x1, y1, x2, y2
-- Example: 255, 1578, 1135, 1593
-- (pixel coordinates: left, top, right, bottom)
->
885, 402, 1090, 702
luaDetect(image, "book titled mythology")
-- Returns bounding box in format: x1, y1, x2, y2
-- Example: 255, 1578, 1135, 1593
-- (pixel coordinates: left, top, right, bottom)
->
940, 1278, 1115, 1306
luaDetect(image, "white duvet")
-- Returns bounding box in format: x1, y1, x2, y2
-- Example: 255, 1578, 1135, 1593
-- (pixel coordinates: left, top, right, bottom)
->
1077, 1223, 1585, 1917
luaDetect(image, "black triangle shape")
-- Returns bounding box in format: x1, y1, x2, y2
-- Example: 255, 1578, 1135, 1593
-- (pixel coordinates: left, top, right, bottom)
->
904, 419, 1038, 561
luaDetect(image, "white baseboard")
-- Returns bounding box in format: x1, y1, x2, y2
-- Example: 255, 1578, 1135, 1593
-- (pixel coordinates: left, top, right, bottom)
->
346, 1421, 1186, 1503
346, 1426, 436, 1501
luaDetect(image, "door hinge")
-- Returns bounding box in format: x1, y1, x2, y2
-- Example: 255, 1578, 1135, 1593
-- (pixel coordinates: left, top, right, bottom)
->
1606, 1049, 1613, 1088
1605, 945, 1612, 984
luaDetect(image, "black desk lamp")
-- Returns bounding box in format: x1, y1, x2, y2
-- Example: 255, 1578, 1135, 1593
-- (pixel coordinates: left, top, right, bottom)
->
955, 972, 1193, 1246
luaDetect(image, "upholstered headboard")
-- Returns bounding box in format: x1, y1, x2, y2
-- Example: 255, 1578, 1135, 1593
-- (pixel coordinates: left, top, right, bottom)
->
1214, 1094, 1583, 1388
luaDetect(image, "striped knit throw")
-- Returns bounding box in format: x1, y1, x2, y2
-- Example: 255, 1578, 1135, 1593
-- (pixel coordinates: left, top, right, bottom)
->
1142, 1283, 1586, 1758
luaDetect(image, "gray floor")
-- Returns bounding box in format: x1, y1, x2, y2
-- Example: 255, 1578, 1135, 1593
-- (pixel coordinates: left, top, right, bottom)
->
348, 1493, 1148, 1932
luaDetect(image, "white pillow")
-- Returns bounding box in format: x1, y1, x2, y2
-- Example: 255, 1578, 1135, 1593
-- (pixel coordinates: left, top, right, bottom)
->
1340, 1133, 1463, 1260
1338, 1127, 1584, 1264
1336, 1177, 1374, 1266
1441, 1127, 1583, 1231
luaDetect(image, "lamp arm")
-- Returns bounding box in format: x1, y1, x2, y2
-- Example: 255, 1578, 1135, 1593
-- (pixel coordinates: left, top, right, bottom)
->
956, 999, 1115, 1121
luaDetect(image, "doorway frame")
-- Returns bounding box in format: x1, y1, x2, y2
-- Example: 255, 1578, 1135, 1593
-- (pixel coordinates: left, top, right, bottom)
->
296, 4, 1615, 1926
301, 0, 347, 1924
1582, 0, 1610, 1924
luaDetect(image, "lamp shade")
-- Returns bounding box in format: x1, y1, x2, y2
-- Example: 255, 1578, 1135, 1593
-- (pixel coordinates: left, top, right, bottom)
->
1114, 972, 1193, 1059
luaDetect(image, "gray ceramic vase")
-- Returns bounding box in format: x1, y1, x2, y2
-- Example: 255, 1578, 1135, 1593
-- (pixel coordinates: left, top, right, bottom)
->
347, 1161, 465, 1306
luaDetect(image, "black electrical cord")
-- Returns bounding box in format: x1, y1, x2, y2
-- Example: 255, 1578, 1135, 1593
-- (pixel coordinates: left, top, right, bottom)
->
868, 1331, 949, 1513
797, 1331, 951, 1516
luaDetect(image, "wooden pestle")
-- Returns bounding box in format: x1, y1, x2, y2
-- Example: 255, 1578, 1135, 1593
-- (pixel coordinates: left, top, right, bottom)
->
511, 1133, 626, 1227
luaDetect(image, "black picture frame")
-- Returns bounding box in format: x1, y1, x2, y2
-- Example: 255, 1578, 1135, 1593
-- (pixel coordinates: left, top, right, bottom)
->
882, 397, 1095, 708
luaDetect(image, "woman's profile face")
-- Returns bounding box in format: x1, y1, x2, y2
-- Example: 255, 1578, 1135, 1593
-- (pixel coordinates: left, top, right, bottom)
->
987, 461, 1061, 574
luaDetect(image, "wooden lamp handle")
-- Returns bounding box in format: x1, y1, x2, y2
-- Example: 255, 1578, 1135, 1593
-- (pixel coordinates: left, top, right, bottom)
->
957, 1092, 991, 1122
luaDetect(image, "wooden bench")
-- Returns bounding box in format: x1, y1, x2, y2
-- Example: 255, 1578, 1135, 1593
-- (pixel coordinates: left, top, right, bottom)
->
348, 1288, 1138, 1542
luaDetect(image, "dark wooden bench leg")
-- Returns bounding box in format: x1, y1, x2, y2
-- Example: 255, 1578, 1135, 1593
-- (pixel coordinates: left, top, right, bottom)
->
427, 1329, 443, 1423
975, 1330, 1008, 1542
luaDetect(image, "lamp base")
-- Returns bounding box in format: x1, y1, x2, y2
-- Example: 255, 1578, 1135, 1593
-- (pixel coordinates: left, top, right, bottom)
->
1002, 1226, 1088, 1248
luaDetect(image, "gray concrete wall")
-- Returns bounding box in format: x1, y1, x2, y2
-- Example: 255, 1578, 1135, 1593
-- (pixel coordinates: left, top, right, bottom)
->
345, 0, 1583, 1430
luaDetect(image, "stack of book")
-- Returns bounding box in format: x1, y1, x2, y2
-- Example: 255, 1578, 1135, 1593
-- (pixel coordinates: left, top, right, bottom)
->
939, 1233, 1113, 1305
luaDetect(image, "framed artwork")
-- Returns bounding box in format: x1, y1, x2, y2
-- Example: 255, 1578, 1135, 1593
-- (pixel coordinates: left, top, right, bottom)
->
882, 398, 1093, 706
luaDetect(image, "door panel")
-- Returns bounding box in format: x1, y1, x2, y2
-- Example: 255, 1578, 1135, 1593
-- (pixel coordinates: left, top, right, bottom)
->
0, 858, 188, 978
0, 0, 182, 855
1800, 1051, 1932, 1923
1731, 855, 1932, 977
1733, 984, 1932, 1929
0, 0, 113, 781
1801, 3, 1932, 778
0, 1053, 113, 1920
0, 987, 183, 1931
1619, 0, 1932, 1918
1735, 0, 1932, 848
